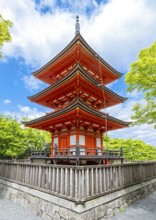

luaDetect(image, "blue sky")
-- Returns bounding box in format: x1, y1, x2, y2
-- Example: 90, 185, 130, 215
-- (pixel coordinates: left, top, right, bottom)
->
0, 0, 156, 146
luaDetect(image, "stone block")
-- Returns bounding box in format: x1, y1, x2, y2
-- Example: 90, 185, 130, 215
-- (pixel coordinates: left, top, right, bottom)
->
46, 202, 54, 217
81, 209, 95, 220
10, 193, 17, 201
95, 205, 105, 219
59, 207, 69, 219
20, 197, 28, 208
28, 202, 38, 213
102, 204, 108, 216
53, 211, 61, 220
107, 208, 113, 218
37, 209, 43, 217
68, 210, 79, 220
127, 199, 133, 206
113, 207, 120, 216
29, 195, 39, 205
108, 198, 120, 209
40, 199, 48, 212
42, 211, 53, 220
26, 194, 31, 202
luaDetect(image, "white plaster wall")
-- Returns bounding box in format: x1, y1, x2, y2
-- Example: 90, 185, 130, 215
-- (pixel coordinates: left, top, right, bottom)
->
70, 135, 76, 145
79, 135, 85, 145
53, 137, 58, 146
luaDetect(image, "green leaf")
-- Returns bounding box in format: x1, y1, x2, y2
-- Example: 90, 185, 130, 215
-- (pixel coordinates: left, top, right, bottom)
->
103, 135, 156, 161
0, 114, 51, 159
125, 41, 156, 128
0, 14, 13, 58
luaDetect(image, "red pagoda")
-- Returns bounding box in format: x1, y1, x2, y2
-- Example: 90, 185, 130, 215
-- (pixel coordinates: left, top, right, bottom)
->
24, 16, 129, 165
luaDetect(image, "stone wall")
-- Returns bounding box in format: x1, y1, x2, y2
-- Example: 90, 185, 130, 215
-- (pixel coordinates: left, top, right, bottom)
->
0, 178, 156, 220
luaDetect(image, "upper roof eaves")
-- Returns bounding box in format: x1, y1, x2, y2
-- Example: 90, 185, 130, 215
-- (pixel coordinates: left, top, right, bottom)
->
29, 64, 127, 102
32, 33, 122, 78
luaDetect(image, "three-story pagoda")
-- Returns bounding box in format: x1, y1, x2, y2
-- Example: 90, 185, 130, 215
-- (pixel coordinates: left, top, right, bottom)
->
24, 16, 129, 164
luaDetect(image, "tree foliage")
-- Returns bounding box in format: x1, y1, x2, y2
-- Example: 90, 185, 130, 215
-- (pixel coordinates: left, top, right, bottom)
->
125, 41, 156, 128
0, 14, 13, 58
0, 115, 51, 159
104, 136, 156, 161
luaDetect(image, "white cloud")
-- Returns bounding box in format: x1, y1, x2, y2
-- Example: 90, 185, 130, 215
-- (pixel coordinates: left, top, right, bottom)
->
106, 97, 146, 121
126, 90, 142, 99
106, 96, 156, 146
83, 0, 156, 71
108, 124, 156, 147
0, 0, 156, 71
4, 104, 46, 121
3, 99, 11, 104
17, 104, 45, 119
0, 0, 74, 68
17, 105, 32, 113
22, 75, 43, 91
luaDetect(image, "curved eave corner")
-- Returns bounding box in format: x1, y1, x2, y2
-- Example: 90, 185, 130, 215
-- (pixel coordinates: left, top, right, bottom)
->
32, 34, 79, 78
77, 34, 123, 78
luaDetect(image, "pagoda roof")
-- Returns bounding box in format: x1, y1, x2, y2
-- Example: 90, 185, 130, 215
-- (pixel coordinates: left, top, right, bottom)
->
23, 99, 130, 131
32, 34, 122, 85
28, 64, 127, 110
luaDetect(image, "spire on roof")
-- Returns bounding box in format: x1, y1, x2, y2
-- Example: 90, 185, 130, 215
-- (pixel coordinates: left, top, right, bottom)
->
75, 15, 80, 35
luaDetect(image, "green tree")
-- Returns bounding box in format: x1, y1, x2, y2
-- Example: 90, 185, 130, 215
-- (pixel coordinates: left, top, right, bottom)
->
0, 115, 26, 159
0, 14, 12, 58
0, 115, 51, 159
104, 136, 156, 161
125, 41, 156, 128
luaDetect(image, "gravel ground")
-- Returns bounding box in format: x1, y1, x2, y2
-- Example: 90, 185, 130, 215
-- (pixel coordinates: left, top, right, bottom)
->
111, 191, 156, 220
0, 196, 42, 220
0, 192, 156, 220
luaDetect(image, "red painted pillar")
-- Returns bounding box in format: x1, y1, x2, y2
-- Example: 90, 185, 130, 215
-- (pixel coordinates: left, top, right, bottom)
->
50, 132, 54, 157
105, 159, 110, 165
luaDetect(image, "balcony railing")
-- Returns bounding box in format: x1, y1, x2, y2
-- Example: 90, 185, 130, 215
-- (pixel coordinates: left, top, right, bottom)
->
30, 142, 123, 165
51, 147, 123, 158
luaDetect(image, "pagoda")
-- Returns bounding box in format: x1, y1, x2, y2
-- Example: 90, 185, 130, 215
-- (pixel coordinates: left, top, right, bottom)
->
24, 16, 129, 164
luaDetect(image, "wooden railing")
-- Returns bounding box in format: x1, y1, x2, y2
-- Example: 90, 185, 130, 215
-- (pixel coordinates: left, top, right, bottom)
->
53, 147, 122, 157
0, 161, 156, 203
31, 144, 123, 159
31, 149, 51, 158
